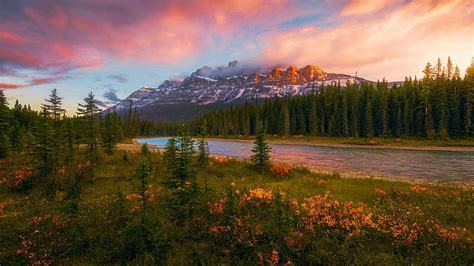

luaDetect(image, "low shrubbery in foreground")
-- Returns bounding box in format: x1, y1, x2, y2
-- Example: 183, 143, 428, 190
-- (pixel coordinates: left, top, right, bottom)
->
1, 150, 473, 265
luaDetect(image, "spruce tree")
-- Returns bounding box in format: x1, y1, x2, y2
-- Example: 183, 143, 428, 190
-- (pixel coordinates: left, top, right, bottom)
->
308, 99, 318, 136
42, 89, 65, 168
64, 117, 75, 163
164, 137, 178, 176
447, 56, 454, 79
365, 97, 374, 138
102, 112, 122, 154
197, 123, 209, 191
140, 143, 150, 155
251, 124, 271, 168
175, 127, 196, 189
77, 92, 101, 178
35, 106, 54, 181
0, 90, 10, 158
279, 101, 290, 136
135, 160, 152, 251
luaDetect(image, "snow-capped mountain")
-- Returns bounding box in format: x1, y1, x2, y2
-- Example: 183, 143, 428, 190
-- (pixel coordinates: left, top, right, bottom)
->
107, 61, 374, 120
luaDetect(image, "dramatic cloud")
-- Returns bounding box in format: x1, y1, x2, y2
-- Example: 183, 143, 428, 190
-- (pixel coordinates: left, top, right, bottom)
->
0, 0, 305, 90
0, 0, 471, 94
0, 75, 66, 90
260, 0, 474, 80
340, 0, 397, 16
103, 89, 122, 104
0, 1, 295, 71
94, 99, 110, 109
0, 82, 25, 90
108, 74, 127, 83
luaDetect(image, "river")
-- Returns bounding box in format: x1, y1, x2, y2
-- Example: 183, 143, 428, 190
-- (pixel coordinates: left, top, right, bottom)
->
136, 138, 474, 184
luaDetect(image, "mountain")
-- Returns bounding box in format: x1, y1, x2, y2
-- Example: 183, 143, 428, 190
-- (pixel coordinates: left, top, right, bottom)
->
107, 61, 384, 121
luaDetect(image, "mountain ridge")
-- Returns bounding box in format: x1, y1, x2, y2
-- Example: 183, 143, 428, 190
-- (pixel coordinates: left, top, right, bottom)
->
107, 61, 400, 121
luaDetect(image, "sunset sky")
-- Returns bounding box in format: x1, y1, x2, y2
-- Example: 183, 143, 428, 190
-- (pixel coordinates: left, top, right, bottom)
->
0, 0, 473, 112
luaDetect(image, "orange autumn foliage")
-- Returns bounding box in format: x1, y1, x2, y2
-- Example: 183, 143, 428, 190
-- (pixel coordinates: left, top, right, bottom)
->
271, 163, 291, 178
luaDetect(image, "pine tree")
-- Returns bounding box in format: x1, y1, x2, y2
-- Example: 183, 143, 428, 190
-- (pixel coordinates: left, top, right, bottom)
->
423, 62, 435, 81
175, 127, 196, 189
35, 106, 54, 181
439, 109, 449, 140
447, 56, 454, 79
365, 97, 374, 138
279, 101, 290, 136
341, 91, 349, 136
140, 143, 150, 155
463, 62, 474, 136
135, 161, 151, 250
251, 124, 271, 168
308, 98, 318, 136
164, 137, 178, 177
43, 89, 65, 122
0, 90, 10, 158
435, 58, 443, 78
197, 123, 209, 191
40, 89, 66, 173
10, 121, 24, 150
425, 105, 436, 139
454, 66, 461, 80
77, 92, 101, 178
102, 112, 122, 154
64, 117, 75, 162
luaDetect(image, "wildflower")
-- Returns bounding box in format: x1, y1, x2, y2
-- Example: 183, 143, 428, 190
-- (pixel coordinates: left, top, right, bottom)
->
271, 163, 291, 178
57, 166, 66, 174
209, 225, 230, 234
208, 197, 227, 214
249, 188, 273, 200
375, 188, 386, 196
410, 185, 428, 193
271, 249, 279, 264
222, 249, 230, 256
314, 178, 327, 185
0, 198, 14, 214
126, 193, 142, 200
185, 180, 192, 188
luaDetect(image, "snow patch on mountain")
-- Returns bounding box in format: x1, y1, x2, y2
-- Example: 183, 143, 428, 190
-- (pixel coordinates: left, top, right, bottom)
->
107, 61, 384, 113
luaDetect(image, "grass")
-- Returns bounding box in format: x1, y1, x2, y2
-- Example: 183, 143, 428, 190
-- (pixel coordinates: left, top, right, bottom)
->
1, 148, 473, 264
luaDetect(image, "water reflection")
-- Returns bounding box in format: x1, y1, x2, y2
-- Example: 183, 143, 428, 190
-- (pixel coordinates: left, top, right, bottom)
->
136, 138, 474, 183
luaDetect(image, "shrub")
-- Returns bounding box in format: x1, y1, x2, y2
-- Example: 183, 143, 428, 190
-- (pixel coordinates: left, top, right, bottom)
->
271, 163, 291, 178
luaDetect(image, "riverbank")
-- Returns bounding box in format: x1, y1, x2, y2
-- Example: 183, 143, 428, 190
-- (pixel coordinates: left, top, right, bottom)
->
208, 135, 474, 152
124, 139, 474, 185
132, 136, 474, 152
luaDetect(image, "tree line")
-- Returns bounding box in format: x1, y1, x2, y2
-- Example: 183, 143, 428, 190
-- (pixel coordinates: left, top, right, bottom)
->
188, 58, 473, 139
0, 89, 126, 186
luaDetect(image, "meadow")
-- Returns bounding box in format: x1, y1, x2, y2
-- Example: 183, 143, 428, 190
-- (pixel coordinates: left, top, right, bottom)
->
1, 145, 473, 265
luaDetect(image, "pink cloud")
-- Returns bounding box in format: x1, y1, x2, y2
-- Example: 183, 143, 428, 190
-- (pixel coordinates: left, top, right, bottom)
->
0, 0, 297, 71
0, 30, 26, 44
0, 82, 25, 90
340, 0, 397, 16
260, 0, 474, 80
0, 0, 303, 89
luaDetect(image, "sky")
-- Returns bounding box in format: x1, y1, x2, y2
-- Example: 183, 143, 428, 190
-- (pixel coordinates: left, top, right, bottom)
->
0, 0, 473, 113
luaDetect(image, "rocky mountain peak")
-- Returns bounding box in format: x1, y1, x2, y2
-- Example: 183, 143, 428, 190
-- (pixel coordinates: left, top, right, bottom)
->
107, 61, 377, 120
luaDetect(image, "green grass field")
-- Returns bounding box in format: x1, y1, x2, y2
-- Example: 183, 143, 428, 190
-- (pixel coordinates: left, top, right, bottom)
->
1, 149, 473, 264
